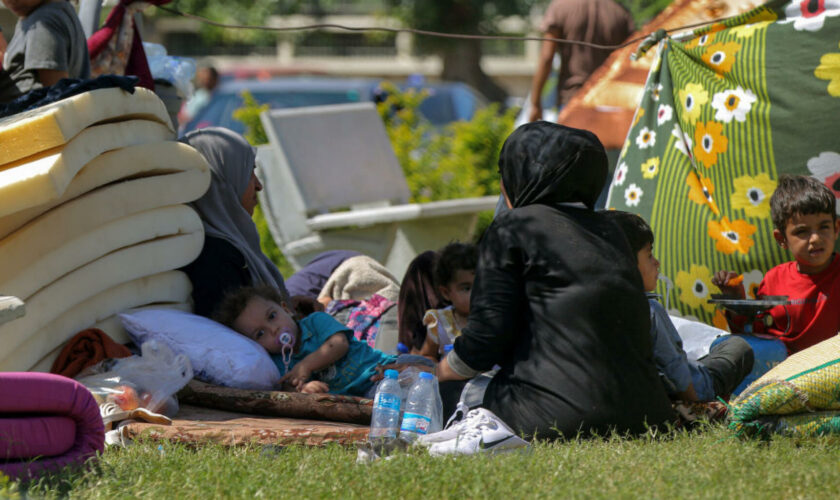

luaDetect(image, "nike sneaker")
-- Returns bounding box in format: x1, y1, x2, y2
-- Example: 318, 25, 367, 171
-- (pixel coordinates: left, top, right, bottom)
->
415, 402, 475, 446
425, 407, 529, 456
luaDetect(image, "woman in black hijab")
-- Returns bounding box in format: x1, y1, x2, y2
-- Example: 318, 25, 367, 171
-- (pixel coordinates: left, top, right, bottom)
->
437, 122, 673, 440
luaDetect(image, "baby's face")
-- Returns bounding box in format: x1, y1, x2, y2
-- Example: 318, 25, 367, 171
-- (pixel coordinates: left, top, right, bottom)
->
233, 296, 299, 354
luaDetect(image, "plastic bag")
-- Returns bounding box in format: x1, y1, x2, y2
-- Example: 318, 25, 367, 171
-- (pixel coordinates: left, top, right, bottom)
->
143, 42, 196, 98
76, 340, 193, 417
397, 366, 443, 434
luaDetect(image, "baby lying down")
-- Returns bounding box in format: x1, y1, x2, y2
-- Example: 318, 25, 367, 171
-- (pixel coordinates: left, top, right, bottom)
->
214, 286, 432, 397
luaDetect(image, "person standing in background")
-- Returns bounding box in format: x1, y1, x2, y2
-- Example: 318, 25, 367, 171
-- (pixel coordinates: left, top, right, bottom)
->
180, 65, 218, 126
0, 0, 90, 103
528, 0, 634, 122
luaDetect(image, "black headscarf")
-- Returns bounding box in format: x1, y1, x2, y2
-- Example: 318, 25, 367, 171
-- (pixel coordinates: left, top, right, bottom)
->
498, 122, 607, 210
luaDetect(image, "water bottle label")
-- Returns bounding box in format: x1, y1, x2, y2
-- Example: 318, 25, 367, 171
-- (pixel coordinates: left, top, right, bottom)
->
375, 392, 401, 412
400, 412, 431, 435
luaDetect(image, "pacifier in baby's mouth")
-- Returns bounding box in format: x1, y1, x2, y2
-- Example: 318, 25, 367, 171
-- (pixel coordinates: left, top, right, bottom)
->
278, 331, 295, 375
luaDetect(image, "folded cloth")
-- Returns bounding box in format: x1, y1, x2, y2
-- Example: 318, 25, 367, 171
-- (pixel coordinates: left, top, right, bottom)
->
327, 293, 397, 348
0, 373, 104, 480
87, 0, 172, 89
51, 328, 132, 378
318, 255, 400, 303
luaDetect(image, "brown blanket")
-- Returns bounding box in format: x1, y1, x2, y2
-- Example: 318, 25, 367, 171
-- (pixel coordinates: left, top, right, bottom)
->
51, 328, 132, 378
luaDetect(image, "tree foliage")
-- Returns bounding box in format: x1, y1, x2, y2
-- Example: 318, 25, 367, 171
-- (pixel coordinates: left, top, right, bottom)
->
149, 0, 292, 45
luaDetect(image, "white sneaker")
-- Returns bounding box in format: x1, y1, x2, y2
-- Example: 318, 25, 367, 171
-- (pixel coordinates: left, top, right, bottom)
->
426, 408, 529, 456
415, 403, 479, 446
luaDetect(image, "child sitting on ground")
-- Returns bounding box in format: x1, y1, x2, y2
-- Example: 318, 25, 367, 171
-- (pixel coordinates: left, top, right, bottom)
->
605, 210, 754, 402
215, 285, 431, 397
418, 242, 477, 360
713, 175, 840, 354
0, 0, 90, 103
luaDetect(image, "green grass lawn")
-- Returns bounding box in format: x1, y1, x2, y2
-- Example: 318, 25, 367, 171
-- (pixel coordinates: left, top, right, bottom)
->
7, 423, 840, 499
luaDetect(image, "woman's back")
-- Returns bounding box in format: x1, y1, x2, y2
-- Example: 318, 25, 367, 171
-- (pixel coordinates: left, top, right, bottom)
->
464, 204, 672, 439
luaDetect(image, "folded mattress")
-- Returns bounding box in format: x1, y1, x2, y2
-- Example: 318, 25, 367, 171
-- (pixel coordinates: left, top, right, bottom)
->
0, 372, 104, 479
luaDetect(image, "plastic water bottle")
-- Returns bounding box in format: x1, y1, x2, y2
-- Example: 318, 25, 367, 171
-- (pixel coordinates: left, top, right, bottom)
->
369, 369, 402, 453
399, 372, 436, 443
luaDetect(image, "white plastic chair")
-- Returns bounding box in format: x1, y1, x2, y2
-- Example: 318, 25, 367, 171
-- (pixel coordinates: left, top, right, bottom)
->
257, 102, 497, 279
0, 296, 24, 326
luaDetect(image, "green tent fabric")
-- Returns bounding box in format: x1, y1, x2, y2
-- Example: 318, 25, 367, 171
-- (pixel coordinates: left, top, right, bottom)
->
606, 0, 840, 326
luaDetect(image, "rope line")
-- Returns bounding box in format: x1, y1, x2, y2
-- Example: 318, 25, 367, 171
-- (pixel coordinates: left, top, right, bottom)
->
156, 5, 736, 50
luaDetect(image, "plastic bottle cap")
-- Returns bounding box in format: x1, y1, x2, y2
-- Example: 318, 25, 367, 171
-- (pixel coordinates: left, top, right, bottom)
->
384, 369, 399, 379
419, 372, 434, 380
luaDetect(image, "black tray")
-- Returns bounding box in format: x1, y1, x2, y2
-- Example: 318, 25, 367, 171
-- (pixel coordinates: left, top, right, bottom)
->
707, 294, 789, 316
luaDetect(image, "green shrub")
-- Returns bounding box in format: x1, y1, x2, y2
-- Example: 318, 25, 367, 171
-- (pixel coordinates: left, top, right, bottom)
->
234, 84, 515, 269
374, 82, 513, 203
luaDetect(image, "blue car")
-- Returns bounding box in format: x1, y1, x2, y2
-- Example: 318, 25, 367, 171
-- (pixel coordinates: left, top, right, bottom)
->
181, 76, 487, 134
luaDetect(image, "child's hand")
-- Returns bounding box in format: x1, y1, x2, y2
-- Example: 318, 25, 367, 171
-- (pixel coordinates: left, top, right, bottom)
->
712, 271, 746, 299
369, 362, 433, 382
300, 381, 329, 394
279, 363, 312, 391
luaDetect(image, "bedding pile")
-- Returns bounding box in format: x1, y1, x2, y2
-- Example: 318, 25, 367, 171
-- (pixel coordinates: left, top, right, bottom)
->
729, 336, 840, 437
0, 85, 210, 372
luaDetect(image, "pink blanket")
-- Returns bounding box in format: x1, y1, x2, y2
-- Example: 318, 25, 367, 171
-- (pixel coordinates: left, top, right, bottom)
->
0, 373, 104, 480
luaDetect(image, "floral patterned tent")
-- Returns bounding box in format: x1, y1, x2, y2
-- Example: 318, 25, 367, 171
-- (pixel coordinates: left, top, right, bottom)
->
607, 0, 840, 327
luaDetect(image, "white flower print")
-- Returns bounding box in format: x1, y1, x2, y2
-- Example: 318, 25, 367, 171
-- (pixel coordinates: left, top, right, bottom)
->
652, 83, 664, 102
636, 127, 656, 149
614, 161, 629, 186
625, 183, 643, 206
780, 0, 840, 31
672, 124, 693, 158
711, 87, 757, 123
742, 270, 764, 299
807, 151, 840, 214
657, 104, 673, 126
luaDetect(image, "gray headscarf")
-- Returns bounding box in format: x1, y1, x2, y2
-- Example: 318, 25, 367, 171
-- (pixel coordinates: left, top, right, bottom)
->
181, 127, 288, 299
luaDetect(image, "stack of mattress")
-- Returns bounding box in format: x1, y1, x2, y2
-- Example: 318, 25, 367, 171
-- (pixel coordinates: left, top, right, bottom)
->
0, 87, 211, 372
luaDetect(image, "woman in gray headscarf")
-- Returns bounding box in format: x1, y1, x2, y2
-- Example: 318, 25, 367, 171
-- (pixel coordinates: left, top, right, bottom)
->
181, 127, 289, 317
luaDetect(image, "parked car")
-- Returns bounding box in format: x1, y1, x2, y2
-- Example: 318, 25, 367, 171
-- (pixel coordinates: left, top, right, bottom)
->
180, 76, 488, 134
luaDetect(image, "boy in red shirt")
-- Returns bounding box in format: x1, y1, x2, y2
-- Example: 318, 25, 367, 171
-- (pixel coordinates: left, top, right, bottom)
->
714, 175, 840, 354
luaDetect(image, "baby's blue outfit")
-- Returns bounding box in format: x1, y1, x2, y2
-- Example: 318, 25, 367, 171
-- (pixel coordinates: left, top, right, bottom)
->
648, 298, 715, 401
272, 312, 397, 396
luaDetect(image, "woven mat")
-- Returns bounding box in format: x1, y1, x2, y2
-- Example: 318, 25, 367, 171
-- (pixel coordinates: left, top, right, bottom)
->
120, 404, 369, 447
736, 335, 840, 398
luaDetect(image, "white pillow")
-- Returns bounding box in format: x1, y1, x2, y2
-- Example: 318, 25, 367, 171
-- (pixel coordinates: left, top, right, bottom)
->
120, 309, 280, 390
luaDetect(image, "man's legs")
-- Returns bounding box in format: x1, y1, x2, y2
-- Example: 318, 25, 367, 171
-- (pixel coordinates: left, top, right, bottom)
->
698, 336, 754, 397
